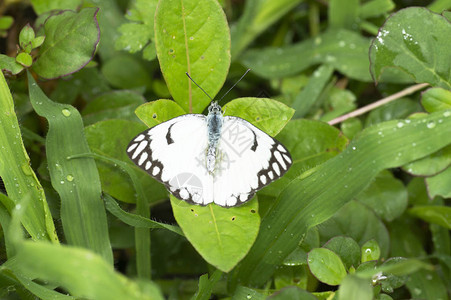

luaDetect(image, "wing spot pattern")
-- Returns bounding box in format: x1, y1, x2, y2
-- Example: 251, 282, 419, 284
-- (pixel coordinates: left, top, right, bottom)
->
134, 134, 145, 142
127, 143, 138, 152
277, 144, 287, 153
132, 140, 148, 159
273, 162, 280, 176
259, 175, 267, 185
145, 161, 152, 170
152, 165, 160, 176
138, 152, 148, 165
283, 153, 292, 164
274, 151, 287, 169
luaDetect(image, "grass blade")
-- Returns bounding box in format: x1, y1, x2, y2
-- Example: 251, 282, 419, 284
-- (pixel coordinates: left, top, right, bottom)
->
0, 71, 58, 243
27, 72, 113, 264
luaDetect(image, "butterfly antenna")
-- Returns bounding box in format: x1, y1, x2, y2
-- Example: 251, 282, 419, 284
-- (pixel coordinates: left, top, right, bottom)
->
218, 68, 251, 103
185, 72, 213, 101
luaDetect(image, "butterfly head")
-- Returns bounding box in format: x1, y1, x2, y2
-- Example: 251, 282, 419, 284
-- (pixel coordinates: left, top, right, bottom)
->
208, 101, 223, 115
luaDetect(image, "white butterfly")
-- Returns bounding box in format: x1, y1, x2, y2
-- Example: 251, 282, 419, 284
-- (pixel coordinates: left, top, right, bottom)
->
126, 101, 292, 207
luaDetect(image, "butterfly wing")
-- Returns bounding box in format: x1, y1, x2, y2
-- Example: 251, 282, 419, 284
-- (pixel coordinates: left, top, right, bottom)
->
126, 114, 215, 205
212, 116, 292, 207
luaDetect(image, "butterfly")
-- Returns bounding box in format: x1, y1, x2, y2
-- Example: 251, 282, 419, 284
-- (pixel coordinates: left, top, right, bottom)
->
126, 101, 292, 207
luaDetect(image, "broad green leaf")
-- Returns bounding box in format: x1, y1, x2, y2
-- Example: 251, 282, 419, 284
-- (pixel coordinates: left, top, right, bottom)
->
406, 270, 448, 300
388, 218, 426, 258
426, 166, 451, 198
135, 99, 186, 128
28, 72, 113, 264
324, 236, 360, 269
292, 64, 334, 118
319, 201, 390, 258
268, 286, 316, 300
101, 54, 152, 90
338, 275, 372, 300
355, 171, 408, 221
241, 29, 412, 82
85, 120, 167, 204
171, 196, 260, 272
30, 0, 82, 15
81, 90, 145, 125
369, 7, 451, 89
6, 241, 162, 300
154, 0, 231, 113
0, 71, 57, 243
378, 258, 409, 293
422, 87, 451, 112
0, 54, 24, 75
308, 248, 347, 285
230, 0, 304, 58
361, 239, 381, 262
408, 205, 451, 229
355, 258, 432, 278
223, 97, 294, 136
191, 270, 222, 300
233, 110, 451, 286
329, 0, 359, 29
33, 8, 100, 79
402, 144, 451, 176
104, 194, 183, 236
319, 87, 356, 122
341, 118, 362, 139
261, 119, 348, 197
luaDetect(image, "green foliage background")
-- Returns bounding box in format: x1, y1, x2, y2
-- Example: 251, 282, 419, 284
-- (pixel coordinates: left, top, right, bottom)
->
0, 0, 450, 299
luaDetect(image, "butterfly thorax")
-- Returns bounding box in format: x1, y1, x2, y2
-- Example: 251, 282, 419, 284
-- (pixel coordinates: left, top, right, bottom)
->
206, 102, 223, 174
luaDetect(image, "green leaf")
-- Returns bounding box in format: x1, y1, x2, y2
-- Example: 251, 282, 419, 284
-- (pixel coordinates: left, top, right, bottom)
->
103, 194, 183, 236
33, 8, 100, 79
308, 248, 347, 285
338, 275, 372, 300
81, 90, 145, 126
31, 36, 45, 49
402, 144, 451, 176
15, 52, 32, 67
389, 218, 426, 257
324, 236, 361, 269
370, 7, 451, 88
274, 265, 309, 290
421, 87, 451, 112
0, 71, 57, 243
115, 0, 158, 56
231, 286, 266, 300
283, 227, 320, 266
170, 196, 260, 272
364, 98, 419, 127
28, 72, 113, 264
292, 64, 334, 118
30, 0, 82, 15
319, 87, 357, 122
154, 0, 231, 113
360, 0, 395, 19
261, 119, 348, 197
223, 97, 294, 136
406, 270, 448, 300
0, 16, 14, 30
85, 119, 167, 204
408, 205, 451, 229
0, 54, 24, 75
241, 29, 412, 82
230, 0, 304, 58
361, 239, 381, 262
329, 0, 359, 29
319, 201, 390, 258
355, 171, 408, 221
233, 110, 451, 286
426, 166, 451, 198
6, 241, 162, 300
18, 24, 35, 50
268, 286, 316, 300
135, 99, 186, 128
191, 270, 222, 300
341, 118, 362, 139
378, 258, 409, 293
101, 54, 151, 89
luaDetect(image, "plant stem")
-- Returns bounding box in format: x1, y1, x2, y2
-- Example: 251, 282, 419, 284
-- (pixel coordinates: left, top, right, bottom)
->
328, 83, 429, 125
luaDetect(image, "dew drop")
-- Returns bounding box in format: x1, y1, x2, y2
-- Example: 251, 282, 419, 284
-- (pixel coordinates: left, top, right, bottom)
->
62, 109, 71, 117
60, 180, 65, 184
66, 175, 74, 182
443, 111, 450, 117
426, 121, 436, 129
397, 121, 404, 128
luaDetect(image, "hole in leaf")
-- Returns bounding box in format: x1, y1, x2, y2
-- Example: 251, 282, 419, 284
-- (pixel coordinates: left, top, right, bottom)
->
250, 209, 256, 213
231, 216, 236, 221
152, 113, 157, 119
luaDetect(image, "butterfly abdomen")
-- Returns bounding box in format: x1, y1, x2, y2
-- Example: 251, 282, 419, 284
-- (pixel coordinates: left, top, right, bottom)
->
206, 105, 223, 174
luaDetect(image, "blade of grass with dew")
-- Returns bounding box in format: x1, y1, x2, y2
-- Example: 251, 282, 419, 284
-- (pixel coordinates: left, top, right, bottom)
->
233, 110, 451, 286
27, 72, 112, 264
0, 71, 58, 243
